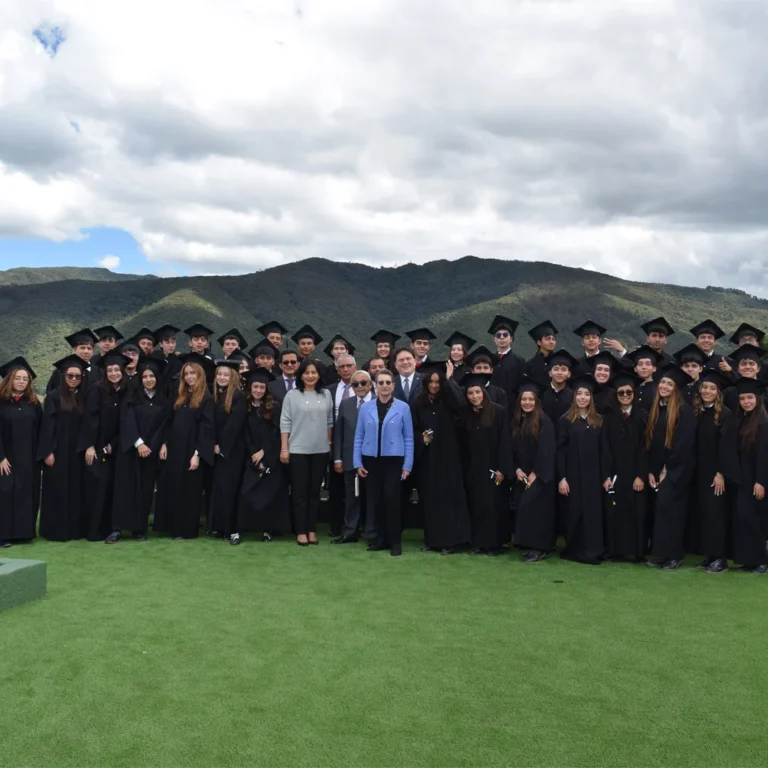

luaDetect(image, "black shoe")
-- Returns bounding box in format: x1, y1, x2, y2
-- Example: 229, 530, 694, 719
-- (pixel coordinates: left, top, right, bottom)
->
331, 536, 358, 544
752, 564, 768, 574
523, 549, 541, 563
706, 558, 728, 573
391, 545, 402, 557
440, 548, 455, 555
308, 539, 319, 545
0, 540, 11, 549
468, 548, 484, 556
134, 533, 148, 541
296, 539, 310, 547
662, 559, 681, 571
367, 543, 387, 552
695, 557, 712, 570
230, 533, 242, 546
105, 531, 121, 544
645, 558, 664, 568
262, 532, 272, 542
486, 548, 502, 556
420, 546, 436, 552
328, 529, 341, 538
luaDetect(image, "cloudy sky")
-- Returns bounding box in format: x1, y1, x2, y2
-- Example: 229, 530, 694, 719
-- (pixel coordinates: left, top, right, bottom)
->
1, 1, 766, 292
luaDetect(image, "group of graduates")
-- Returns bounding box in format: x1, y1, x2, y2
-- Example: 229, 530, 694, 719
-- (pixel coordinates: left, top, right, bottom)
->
0, 313, 767, 572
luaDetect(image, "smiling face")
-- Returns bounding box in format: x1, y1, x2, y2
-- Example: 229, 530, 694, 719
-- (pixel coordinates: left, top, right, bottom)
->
124, 349, 139, 371
738, 358, 759, 379
581, 334, 601, 355
98, 337, 116, 355
142, 369, 157, 391
634, 358, 655, 381
183, 365, 199, 387
426, 372, 441, 396
699, 380, 718, 405
594, 363, 611, 384
301, 363, 320, 388
520, 391, 536, 413
696, 333, 716, 354
267, 332, 283, 347
375, 373, 393, 398
395, 350, 416, 376
574, 387, 592, 409
657, 377, 675, 398
64, 366, 82, 389
216, 367, 232, 388
740, 393, 758, 412
351, 374, 372, 398
450, 344, 465, 363
376, 342, 391, 359
106, 364, 123, 385
616, 384, 634, 408
412, 339, 430, 358
138, 338, 154, 356
250, 381, 267, 400
368, 358, 385, 376
549, 363, 571, 385
466, 385, 484, 407
538, 334, 557, 354
222, 338, 239, 357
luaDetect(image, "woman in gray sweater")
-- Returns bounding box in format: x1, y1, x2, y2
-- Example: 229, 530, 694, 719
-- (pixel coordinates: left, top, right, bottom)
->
280, 359, 334, 545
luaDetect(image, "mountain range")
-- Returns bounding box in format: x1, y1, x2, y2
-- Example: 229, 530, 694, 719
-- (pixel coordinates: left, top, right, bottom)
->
1, 257, 766, 379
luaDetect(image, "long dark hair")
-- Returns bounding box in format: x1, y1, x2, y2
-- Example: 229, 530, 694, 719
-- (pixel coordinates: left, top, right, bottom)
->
462, 386, 496, 429
414, 369, 445, 408
739, 400, 768, 452
59, 377, 84, 413
513, 392, 542, 439
295, 360, 325, 393
646, 383, 683, 450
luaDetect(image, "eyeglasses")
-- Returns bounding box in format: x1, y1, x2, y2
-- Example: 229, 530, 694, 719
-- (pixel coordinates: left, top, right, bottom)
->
377, 380, 393, 386
494, 331, 510, 338
65, 373, 82, 380
617, 388, 634, 396
282, 360, 298, 365
338, 363, 355, 369
351, 381, 369, 388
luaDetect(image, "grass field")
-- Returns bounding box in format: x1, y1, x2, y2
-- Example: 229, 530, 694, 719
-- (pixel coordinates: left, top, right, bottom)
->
2, 530, 768, 767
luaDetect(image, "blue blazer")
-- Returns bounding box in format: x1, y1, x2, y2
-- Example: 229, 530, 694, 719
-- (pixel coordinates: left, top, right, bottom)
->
353, 398, 414, 471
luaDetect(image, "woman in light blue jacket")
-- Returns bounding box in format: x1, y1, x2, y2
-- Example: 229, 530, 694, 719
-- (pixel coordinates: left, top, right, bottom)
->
354, 369, 414, 556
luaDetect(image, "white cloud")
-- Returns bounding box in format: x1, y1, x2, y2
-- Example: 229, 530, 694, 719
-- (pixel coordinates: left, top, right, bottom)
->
1, 1, 768, 291
98, 254, 120, 270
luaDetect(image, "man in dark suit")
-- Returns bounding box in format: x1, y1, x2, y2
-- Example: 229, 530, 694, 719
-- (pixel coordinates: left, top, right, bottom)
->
268, 349, 300, 403
331, 371, 375, 543
393, 347, 423, 403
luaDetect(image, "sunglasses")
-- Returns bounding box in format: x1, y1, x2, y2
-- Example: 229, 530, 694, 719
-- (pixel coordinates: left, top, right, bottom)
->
282, 360, 298, 365
494, 331, 510, 338
617, 388, 634, 396
351, 381, 369, 388
377, 380, 393, 386
65, 373, 82, 380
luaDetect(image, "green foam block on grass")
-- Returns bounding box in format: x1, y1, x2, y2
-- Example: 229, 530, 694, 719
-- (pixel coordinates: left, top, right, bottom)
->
0, 558, 47, 612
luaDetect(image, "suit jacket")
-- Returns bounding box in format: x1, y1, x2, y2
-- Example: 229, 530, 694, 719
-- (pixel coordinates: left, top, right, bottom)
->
393, 372, 423, 404
333, 395, 368, 468
353, 398, 414, 470
268, 377, 294, 403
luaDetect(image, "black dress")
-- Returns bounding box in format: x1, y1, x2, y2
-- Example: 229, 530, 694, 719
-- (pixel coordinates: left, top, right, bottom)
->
37, 389, 86, 541
208, 389, 247, 534
237, 401, 291, 535
647, 402, 697, 561
457, 404, 512, 550
78, 384, 125, 541
154, 395, 215, 538
600, 408, 649, 559
557, 415, 604, 564
0, 397, 42, 541
512, 413, 556, 551
112, 390, 170, 534
688, 405, 731, 559
411, 396, 470, 549
721, 417, 768, 567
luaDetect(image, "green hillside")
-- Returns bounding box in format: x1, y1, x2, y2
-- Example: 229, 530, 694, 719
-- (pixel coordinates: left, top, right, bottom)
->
2, 256, 767, 377
0, 266, 158, 286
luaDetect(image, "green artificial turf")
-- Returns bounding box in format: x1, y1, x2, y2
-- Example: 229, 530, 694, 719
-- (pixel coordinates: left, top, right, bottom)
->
2, 531, 767, 767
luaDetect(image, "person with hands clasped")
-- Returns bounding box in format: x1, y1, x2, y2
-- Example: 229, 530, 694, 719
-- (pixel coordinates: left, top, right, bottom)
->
353, 369, 414, 557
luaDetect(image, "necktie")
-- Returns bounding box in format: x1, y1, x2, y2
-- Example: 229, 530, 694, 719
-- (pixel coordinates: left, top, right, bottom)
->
342, 384, 351, 399
287, 378, 294, 390
357, 398, 363, 410
403, 377, 410, 401
623, 411, 629, 421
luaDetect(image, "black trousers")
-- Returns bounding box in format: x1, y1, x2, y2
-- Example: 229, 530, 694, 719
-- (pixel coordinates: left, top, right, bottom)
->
328, 466, 345, 533
290, 453, 328, 535
362, 455, 403, 548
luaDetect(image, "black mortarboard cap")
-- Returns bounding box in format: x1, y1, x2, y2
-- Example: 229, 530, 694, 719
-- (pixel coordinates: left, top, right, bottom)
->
729, 343, 764, 365
573, 320, 607, 338
370, 329, 401, 345
257, 320, 288, 337
528, 320, 558, 342
418, 360, 448, 376
673, 343, 707, 366
640, 317, 675, 337
179, 352, 215, 376
248, 339, 278, 359
443, 331, 476, 351
65, 328, 98, 347
213, 358, 241, 372
133, 327, 156, 344
699, 370, 731, 391
217, 328, 248, 349
548, 348, 579, 369
53, 354, 88, 373
609, 371, 641, 390
518, 374, 545, 396
466, 344, 499, 368
183, 323, 214, 339
137, 358, 162, 378
93, 325, 124, 342
730, 323, 765, 345
94, 351, 132, 370
0, 356, 36, 380
569, 374, 597, 394
245, 368, 276, 386
657, 362, 693, 388
323, 334, 356, 358
462, 372, 492, 389
689, 319, 724, 340
735, 377, 768, 396
118, 339, 141, 354
405, 328, 436, 342
625, 345, 661, 366
588, 351, 619, 371
154, 324, 180, 343
487, 315, 519, 335
291, 324, 322, 345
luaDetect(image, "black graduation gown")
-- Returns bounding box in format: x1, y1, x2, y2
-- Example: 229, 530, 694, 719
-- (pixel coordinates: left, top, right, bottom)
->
491, 350, 526, 405
237, 401, 291, 534
452, 363, 471, 385
0, 398, 42, 540
721, 418, 768, 567
154, 395, 215, 538
687, 406, 731, 558
112, 391, 170, 533
411, 397, 470, 549
594, 385, 616, 416
723, 386, 768, 414
78, 385, 125, 541
540, 386, 573, 435
526, 352, 554, 387
635, 380, 657, 411
600, 408, 649, 559
322, 366, 340, 387
573, 354, 600, 378
647, 402, 696, 561
208, 389, 247, 534
457, 405, 512, 550
557, 416, 604, 564
37, 390, 86, 541
151, 351, 183, 400
512, 413, 556, 551
681, 382, 699, 409
46, 364, 97, 395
